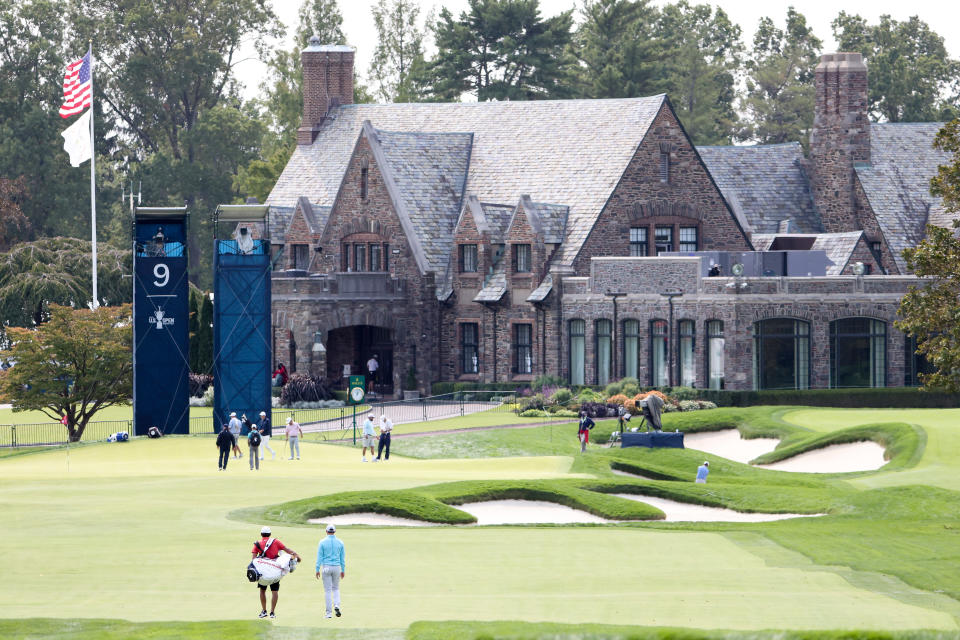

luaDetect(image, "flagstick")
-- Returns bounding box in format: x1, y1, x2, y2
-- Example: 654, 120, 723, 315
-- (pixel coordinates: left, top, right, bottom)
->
89, 42, 99, 309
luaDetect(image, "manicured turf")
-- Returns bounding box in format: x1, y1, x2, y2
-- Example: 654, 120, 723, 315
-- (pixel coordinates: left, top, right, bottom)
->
4, 406, 960, 636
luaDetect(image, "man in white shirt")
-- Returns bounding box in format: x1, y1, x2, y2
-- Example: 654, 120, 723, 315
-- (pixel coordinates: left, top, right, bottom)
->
366, 354, 379, 391
375, 414, 393, 461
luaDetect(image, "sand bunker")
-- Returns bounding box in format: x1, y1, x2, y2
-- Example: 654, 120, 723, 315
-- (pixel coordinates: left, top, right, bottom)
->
758, 441, 887, 473
684, 429, 779, 463
308, 513, 433, 527
456, 500, 614, 525
613, 494, 821, 522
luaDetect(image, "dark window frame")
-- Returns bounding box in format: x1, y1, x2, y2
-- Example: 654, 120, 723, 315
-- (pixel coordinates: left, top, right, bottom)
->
706, 319, 725, 390
513, 243, 532, 273
513, 323, 533, 375
649, 319, 668, 387
629, 227, 648, 257
829, 317, 887, 388
753, 318, 811, 390
459, 244, 479, 273
595, 318, 612, 385
569, 319, 586, 385
461, 323, 479, 375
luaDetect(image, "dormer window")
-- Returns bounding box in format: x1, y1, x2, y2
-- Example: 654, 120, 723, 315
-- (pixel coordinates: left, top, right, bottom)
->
459, 244, 478, 272
513, 244, 531, 273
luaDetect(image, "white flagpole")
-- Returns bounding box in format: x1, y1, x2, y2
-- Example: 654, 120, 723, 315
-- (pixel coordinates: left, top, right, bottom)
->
89, 42, 99, 309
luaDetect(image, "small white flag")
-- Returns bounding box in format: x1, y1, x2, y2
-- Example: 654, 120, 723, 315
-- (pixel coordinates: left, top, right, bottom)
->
61, 109, 92, 167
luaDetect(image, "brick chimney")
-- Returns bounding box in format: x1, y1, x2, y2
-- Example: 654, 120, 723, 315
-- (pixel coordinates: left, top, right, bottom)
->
297, 37, 355, 145
809, 52, 870, 233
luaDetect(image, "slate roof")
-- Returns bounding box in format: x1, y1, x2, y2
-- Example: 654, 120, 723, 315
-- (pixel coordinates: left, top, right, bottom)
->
519, 196, 569, 244
267, 97, 667, 265
473, 270, 507, 302
696, 143, 822, 235
479, 202, 515, 241
752, 231, 864, 275
526, 273, 553, 302
294, 197, 332, 235
855, 123, 952, 274
269, 206, 294, 242
371, 127, 472, 280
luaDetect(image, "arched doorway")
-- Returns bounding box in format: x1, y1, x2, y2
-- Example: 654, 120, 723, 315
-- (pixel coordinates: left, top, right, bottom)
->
326, 325, 394, 395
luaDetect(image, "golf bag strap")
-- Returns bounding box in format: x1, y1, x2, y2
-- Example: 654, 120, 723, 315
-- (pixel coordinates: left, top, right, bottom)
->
258, 538, 274, 557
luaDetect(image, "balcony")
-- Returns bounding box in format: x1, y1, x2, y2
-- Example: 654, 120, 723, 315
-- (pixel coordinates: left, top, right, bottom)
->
336, 272, 405, 295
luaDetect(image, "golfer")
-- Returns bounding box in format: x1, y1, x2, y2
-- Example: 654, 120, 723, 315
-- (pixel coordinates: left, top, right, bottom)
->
696, 461, 709, 484
577, 412, 595, 453
285, 416, 303, 460
248, 425, 261, 471
258, 410, 276, 460
216, 423, 233, 470
315, 524, 345, 619
228, 411, 243, 458
252, 526, 301, 619
361, 413, 377, 462
375, 413, 393, 461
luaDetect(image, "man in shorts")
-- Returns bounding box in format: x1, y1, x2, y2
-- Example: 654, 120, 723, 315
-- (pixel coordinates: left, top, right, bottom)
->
361, 412, 377, 462
252, 525, 302, 619
228, 411, 243, 458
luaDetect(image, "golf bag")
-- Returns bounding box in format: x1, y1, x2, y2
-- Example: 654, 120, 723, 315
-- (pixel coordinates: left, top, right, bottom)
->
107, 431, 129, 442
249, 552, 297, 586
146, 426, 163, 439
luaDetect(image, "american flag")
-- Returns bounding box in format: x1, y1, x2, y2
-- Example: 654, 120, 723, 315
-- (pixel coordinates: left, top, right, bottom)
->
59, 49, 92, 118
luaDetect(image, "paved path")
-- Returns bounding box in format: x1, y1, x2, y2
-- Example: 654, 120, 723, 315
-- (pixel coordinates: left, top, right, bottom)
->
298, 401, 504, 435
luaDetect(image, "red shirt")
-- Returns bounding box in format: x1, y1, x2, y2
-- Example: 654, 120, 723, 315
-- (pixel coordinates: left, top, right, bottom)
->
252, 537, 286, 559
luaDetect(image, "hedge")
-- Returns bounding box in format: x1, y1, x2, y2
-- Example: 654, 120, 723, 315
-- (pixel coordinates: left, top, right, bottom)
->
697, 387, 960, 408
431, 381, 526, 395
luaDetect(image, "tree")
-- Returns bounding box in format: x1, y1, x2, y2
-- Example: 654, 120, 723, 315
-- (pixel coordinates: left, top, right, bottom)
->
73, 0, 281, 288
188, 286, 213, 374
429, 0, 577, 102
655, 1, 743, 145
369, 0, 431, 102
0, 237, 131, 328
739, 8, 821, 145
574, 0, 662, 100
0, 304, 132, 442
896, 118, 960, 390
833, 13, 960, 122
0, 176, 31, 251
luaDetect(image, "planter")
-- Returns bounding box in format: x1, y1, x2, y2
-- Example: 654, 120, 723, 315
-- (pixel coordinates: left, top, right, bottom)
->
403, 390, 420, 400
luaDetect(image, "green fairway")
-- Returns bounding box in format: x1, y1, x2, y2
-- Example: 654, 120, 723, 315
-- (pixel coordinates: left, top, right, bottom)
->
4, 406, 960, 636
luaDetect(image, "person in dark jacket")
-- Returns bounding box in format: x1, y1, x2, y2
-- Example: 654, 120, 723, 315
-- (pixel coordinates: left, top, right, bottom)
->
257, 410, 275, 460
216, 424, 233, 470
577, 412, 596, 453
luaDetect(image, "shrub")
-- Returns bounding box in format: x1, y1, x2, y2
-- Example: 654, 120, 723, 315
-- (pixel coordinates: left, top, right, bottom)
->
697, 400, 717, 410
621, 382, 640, 397
679, 399, 700, 412
188, 373, 213, 398
549, 387, 573, 406
553, 409, 579, 418
579, 401, 619, 418
517, 393, 546, 412
280, 374, 335, 405
623, 398, 640, 415
669, 386, 698, 401
604, 380, 623, 397
202, 384, 214, 407
577, 388, 604, 403
520, 408, 550, 417
288, 399, 346, 409
607, 393, 629, 406
531, 375, 566, 392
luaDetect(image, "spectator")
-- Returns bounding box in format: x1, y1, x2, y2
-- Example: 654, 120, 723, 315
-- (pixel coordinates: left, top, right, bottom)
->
241, 413, 253, 436
216, 424, 233, 470
253, 526, 301, 619
361, 412, 377, 462
258, 410, 276, 460
696, 461, 709, 484
248, 425, 261, 471
273, 363, 289, 387
228, 412, 243, 458
375, 414, 393, 461
315, 524, 345, 619
285, 416, 302, 460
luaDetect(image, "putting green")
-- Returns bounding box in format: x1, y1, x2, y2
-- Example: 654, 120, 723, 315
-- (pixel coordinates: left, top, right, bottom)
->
782, 408, 960, 491
2, 437, 956, 631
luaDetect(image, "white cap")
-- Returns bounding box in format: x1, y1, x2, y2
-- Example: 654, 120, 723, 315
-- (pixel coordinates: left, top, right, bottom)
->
260, 411, 266, 416
326, 524, 336, 533
230, 412, 236, 417
703, 461, 709, 466
261, 526, 271, 535
368, 413, 374, 418
286, 417, 292, 424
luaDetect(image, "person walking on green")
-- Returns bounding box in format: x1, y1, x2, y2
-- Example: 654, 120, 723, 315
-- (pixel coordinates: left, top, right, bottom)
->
315, 524, 345, 619
248, 425, 262, 471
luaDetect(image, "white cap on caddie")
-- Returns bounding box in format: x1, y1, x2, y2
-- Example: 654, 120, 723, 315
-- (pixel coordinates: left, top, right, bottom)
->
261, 526, 271, 535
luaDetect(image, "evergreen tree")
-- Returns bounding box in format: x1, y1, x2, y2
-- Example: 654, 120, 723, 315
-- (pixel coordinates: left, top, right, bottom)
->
833, 13, 960, 122
429, 0, 577, 102
739, 8, 821, 145
655, 1, 743, 145
575, 0, 662, 99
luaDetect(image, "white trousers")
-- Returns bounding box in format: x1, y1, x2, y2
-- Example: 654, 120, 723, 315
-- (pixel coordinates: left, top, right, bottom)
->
321, 565, 341, 614
260, 435, 275, 459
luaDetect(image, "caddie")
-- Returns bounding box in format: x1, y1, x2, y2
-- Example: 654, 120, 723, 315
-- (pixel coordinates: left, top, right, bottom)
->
251, 526, 301, 620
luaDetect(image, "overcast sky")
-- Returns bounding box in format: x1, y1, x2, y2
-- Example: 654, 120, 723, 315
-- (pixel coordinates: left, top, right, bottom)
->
235, 0, 960, 100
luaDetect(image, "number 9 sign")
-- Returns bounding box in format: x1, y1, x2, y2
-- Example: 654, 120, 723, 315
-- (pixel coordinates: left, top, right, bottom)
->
153, 263, 170, 287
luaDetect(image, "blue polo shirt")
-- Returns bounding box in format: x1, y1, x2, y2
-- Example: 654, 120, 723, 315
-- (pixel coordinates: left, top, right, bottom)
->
362, 418, 375, 436
696, 464, 709, 482
316, 535, 345, 571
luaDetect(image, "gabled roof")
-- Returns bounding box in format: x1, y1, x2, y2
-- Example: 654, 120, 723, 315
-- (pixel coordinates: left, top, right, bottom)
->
269, 206, 294, 241
526, 273, 553, 302
267, 96, 667, 265
460, 195, 514, 243
294, 196, 332, 235
752, 231, 864, 275
365, 124, 472, 279
696, 142, 822, 235
517, 195, 569, 244
855, 123, 952, 274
